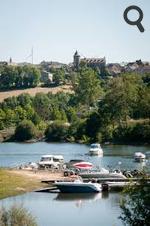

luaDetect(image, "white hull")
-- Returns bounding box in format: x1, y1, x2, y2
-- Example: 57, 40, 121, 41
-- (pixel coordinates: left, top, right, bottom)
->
79, 171, 126, 179
89, 149, 103, 156
54, 180, 102, 193
134, 152, 146, 162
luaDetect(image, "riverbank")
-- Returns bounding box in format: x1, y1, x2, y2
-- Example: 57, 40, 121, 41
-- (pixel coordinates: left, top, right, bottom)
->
0, 168, 64, 199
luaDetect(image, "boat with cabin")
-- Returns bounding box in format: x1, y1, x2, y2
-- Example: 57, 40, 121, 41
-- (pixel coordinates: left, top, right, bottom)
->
38, 155, 64, 169
89, 143, 103, 156
134, 152, 146, 162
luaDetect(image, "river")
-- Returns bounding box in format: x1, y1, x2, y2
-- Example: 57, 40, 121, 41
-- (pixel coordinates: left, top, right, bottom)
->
0, 142, 150, 226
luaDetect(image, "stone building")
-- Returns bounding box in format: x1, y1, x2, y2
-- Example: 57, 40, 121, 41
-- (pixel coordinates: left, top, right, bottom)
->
73, 51, 80, 71
73, 51, 106, 72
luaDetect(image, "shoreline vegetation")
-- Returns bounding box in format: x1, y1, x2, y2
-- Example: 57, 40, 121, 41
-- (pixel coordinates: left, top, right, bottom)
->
0, 168, 64, 200
0, 131, 150, 146
0, 65, 149, 145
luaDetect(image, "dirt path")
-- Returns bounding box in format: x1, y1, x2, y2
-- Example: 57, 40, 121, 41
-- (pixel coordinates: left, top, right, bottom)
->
10, 169, 64, 182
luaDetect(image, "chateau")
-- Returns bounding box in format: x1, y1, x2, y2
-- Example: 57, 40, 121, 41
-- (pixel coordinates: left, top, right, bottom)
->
73, 51, 106, 72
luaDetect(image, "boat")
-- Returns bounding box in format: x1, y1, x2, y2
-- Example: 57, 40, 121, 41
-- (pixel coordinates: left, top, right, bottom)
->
54, 179, 102, 193
89, 143, 103, 156
38, 155, 64, 169
134, 152, 146, 162
79, 168, 126, 179
66, 159, 84, 168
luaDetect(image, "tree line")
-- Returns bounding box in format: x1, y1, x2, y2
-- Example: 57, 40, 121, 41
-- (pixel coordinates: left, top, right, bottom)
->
0, 66, 149, 143
0, 65, 41, 90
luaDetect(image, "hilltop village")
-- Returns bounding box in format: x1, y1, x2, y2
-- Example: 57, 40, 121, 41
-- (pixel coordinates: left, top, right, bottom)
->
0, 51, 150, 87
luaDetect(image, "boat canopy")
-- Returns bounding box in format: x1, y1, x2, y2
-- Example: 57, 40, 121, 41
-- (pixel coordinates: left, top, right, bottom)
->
40, 155, 64, 161
90, 143, 101, 148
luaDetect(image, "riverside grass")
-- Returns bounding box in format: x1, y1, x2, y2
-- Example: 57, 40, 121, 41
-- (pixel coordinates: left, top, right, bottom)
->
0, 168, 45, 199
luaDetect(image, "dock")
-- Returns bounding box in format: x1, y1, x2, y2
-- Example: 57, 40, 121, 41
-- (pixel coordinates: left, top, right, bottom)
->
39, 177, 150, 193
41, 177, 150, 184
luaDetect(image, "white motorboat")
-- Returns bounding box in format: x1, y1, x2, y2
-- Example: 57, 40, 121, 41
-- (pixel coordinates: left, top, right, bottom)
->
38, 155, 64, 169
134, 152, 146, 162
54, 179, 102, 193
89, 143, 103, 156
79, 168, 126, 179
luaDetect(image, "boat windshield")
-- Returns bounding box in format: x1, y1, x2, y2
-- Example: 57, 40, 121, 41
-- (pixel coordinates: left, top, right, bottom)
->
40, 157, 52, 161
91, 144, 100, 148
53, 157, 63, 162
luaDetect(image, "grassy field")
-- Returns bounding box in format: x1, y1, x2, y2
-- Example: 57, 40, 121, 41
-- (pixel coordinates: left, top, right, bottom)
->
0, 169, 46, 199
0, 85, 73, 102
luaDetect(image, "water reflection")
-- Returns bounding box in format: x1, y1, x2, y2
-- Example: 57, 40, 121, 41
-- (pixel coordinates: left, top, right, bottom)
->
0, 192, 123, 226
55, 192, 109, 202
55, 192, 109, 208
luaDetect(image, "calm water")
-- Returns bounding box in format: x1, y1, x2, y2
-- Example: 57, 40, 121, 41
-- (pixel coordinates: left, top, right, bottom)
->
0, 142, 150, 170
0, 192, 122, 226
0, 142, 150, 226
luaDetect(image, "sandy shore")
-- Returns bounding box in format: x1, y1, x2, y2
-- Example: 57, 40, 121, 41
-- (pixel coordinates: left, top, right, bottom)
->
10, 169, 65, 182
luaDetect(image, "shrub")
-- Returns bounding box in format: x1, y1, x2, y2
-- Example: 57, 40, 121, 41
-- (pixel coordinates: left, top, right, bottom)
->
0, 205, 38, 226
120, 177, 150, 226
45, 121, 69, 142
15, 120, 37, 141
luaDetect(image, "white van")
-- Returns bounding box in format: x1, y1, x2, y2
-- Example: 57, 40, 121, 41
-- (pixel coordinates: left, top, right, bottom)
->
38, 155, 64, 169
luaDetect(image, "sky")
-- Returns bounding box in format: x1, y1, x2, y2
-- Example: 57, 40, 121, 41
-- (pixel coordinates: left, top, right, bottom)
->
0, 0, 149, 64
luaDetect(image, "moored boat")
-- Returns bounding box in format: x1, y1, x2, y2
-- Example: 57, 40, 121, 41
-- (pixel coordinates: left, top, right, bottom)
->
54, 179, 102, 193
134, 152, 146, 162
79, 168, 126, 179
38, 155, 64, 169
89, 143, 103, 156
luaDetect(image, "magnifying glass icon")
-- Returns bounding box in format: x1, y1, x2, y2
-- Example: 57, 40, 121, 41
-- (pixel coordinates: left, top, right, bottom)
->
124, 5, 145, 32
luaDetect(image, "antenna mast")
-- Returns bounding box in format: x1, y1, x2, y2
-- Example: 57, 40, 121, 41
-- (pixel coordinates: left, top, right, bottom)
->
31, 47, 33, 64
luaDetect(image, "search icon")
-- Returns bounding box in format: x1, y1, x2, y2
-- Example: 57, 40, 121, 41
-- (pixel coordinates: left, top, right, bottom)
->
124, 5, 145, 32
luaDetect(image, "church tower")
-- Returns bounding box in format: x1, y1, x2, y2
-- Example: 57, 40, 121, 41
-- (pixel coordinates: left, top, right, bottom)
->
9, 57, 12, 65
73, 51, 80, 71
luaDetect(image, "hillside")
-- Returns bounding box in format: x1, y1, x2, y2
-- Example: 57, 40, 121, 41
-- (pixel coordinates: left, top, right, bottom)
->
0, 85, 73, 102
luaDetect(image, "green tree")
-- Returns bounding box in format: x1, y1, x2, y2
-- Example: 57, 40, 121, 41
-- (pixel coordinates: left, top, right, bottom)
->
45, 121, 69, 141
101, 73, 142, 125
33, 93, 50, 120
4, 109, 16, 126
0, 109, 6, 129
120, 178, 150, 226
14, 106, 27, 122
17, 93, 32, 108
15, 120, 37, 141
74, 68, 102, 107
2, 96, 18, 110
53, 68, 65, 85
0, 66, 17, 90
133, 86, 150, 119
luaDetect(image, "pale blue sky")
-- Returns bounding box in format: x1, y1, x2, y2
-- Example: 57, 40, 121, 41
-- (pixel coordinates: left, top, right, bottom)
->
0, 0, 149, 64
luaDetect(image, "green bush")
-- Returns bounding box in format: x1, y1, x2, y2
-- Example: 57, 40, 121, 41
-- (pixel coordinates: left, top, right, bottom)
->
45, 121, 69, 142
15, 120, 37, 141
0, 205, 38, 226
120, 177, 150, 226
113, 122, 150, 144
